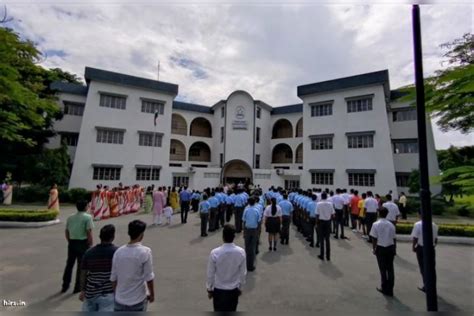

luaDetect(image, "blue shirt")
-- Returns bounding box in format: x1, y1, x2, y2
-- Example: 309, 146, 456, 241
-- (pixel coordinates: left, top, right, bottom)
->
255, 204, 264, 222
242, 206, 260, 229
234, 194, 245, 207
199, 201, 210, 214
179, 190, 191, 202
208, 197, 219, 208
279, 200, 293, 216
225, 195, 234, 205
216, 193, 225, 204
192, 193, 201, 200
307, 201, 317, 218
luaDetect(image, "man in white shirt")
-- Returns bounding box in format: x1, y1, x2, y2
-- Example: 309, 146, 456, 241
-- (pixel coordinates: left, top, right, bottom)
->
111, 220, 155, 311
316, 192, 336, 261
398, 192, 408, 219
411, 213, 438, 292
207, 224, 247, 312
342, 189, 351, 227
331, 189, 346, 239
370, 207, 396, 297
382, 194, 400, 225
364, 191, 379, 243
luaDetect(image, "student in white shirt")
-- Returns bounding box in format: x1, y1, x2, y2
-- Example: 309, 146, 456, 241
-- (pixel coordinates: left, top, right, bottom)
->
364, 191, 379, 243
331, 189, 346, 239
263, 198, 282, 251
382, 194, 400, 225
206, 224, 246, 312
411, 212, 438, 292
316, 192, 336, 261
370, 207, 396, 297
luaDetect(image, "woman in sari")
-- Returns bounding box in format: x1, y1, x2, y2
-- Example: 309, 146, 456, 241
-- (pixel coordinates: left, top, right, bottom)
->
143, 186, 153, 214
169, 187, 179, 212
109, 188, 119, 217
2, 182, 13, 205
47, 184, 60, 212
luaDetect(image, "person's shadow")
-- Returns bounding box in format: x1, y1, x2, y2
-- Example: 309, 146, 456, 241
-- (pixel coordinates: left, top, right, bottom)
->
382, 295, 412, 311
318, 262, 343, 280
25, 292, 74, 311
260, 249, 282, 264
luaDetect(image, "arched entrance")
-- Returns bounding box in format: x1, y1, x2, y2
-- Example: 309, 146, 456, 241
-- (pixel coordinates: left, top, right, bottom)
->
222, 159, 253, 186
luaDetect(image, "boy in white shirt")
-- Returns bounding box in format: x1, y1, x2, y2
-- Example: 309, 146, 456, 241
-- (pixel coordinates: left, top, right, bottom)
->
163, 204, 173, 225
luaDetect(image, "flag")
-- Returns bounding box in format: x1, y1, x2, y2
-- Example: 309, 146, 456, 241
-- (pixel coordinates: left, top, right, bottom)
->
154, 110, 158, 126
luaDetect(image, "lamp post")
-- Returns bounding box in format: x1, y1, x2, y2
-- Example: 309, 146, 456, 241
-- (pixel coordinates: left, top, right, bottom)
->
412, 4, 438, 311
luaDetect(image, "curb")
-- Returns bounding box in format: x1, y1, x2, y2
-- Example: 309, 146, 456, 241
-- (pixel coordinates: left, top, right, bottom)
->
0, 219, 61, 228
396, 234, 474, 245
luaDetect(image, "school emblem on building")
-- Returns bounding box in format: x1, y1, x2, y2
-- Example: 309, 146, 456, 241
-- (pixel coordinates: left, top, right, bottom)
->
232, 106, 247, 129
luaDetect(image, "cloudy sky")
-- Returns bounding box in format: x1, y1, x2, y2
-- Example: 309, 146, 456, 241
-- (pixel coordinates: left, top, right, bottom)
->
4, 0, 473, 149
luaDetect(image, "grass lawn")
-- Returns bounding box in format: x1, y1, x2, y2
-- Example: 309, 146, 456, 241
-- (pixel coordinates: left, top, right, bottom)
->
454, 195, 474, 207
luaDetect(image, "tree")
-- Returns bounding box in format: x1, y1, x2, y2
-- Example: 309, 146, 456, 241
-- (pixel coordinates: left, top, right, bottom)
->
408, 169, 420, 195
400, 33, 473, 134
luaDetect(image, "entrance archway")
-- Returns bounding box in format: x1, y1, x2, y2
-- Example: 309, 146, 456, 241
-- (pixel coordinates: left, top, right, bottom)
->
222, 159, 253, 186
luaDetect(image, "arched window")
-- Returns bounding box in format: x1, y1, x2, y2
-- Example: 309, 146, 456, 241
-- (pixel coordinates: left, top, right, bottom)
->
272, 119, 293, 139
272, 143, 293, 163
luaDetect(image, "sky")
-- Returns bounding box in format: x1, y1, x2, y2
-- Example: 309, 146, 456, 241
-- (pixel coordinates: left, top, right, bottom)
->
4, 0, 473, 149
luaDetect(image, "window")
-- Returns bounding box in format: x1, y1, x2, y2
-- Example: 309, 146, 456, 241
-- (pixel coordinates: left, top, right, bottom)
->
348, 173, 375, 186
99, 93, 126, 110
311, 172, 334, 185
96, 128, 124, 144
348, 134, 374, 148
93, 167, 121, 180
63, 101, 85, 116
393, 140, 419, 154
138, 132, 162, 147
396, 173, 411, 187
191, 164, 207, 168
256, 127, 261, 143
136, 168, 160, 181
169, 163, 182, 167
220, 127, 224, 143
347, 97, 373, 113
141, 100, 164, 114
221, 106, 225, 118
220, 153, 223, 168
60, 132, 79, 146
204, 172, 220, 178
393, 109, 417, 122
273, 166, 290, 169
256, 107, 261, 119
255, 173, 271, 179
310, 102, 332, 117
255, 154, 260, 169
285, 180, 300, 189
189, 148, 200, 157
173, 176, 189, 187
311, 136, 333, 150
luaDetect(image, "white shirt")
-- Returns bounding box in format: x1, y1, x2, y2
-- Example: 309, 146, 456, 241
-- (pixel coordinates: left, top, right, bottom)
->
263, 205, 282, 217
382, 201, 400, 222
410, 220, 438, 246
332, 195, 345, 210
111, 243, 155, 306
364, 197, 379, 213
206, 243, 246, 291
342, 193, 351, 205
316, 200, 335, 221
370, 218, 396, 247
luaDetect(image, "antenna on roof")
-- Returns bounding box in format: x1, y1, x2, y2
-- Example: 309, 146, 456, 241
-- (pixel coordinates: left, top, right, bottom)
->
157, 60, 160, 81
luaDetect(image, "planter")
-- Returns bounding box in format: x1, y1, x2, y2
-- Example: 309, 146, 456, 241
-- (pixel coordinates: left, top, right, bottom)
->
0, 218, 61, 228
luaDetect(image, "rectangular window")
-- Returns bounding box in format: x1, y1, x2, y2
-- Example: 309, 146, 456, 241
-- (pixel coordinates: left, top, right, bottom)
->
310, 103, 333, 117
220, 153, 223, 168
220, 127, 224, 143
141, 100, 164, 114
99, 93, 126, 110
393, 140, 419, 154
255, 154, 260, 169
311, 172, 334, 185
396, 173, 410, 187
255, 173, 271, 179
169, 163, 182, 167
173, 176, 189, 187
204, 172, 220, 178
311, 137, 333, 150
136, 168, 160, 181
221, 106, 225, 118
347, 134, 374, 148
63, 101, 85, 116
138, 132, 162, 147
285, 180, 300, 189
393, 109, 417, 122
347, 97, 373, 113
256, 127, 261, 143
256, 107, 261, 119
60, 132, 79, 146
93, 167, 121, 180
348, 173, 375, 187
96, 128, 124, 144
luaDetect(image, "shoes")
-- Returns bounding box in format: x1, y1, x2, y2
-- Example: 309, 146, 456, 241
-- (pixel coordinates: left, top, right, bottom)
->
418, 286, 425, 292
309, 243, 314, 248
73, 288, 81, 294
273, 247, 277, 251
247, 267, 255, 272
376, 288, 393, 297
317, 255, 324, 261
269, 247, 272, 251
285, 241, 289, 245
352, 229, 357, 233
60, 286, 69, 293
334, 235, 339, 239
340, 235, 345, 239
326, 257, 330, 261
280, 241, 284, 245
316, 244, 320, 248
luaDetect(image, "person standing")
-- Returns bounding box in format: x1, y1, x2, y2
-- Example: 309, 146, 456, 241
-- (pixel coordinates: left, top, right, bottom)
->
332, 189, 345, 239
191, 190, 201, 213
316, 192, 335, 261
206, 224, 246, 312
152, 187, 166, 225
358, 193, 367, 238
350, 190, 361, 231
278, 194, 293, 245
411, 212, 438, 292
382, 194, 400, 226
169, 187, 180, 213
111, 220, 155, 312
199, 195, 211, 237
62, 200, 94, 293
370, 207, 396, 297
263, 198, 282, 251
79, 224, 118, 312
143, 186, 153, 214
233, 189, 245, 233
163, 203, 173, 225
364, 191, 379, 243
48, 184, 60, 212
208, 192, 219, 232
179, 186, 191, 224
225, 190, 235, 223
398, 192, 408, 220
242, 197, 260, 271
2, 182, 13, 205
306, 195, 318, 248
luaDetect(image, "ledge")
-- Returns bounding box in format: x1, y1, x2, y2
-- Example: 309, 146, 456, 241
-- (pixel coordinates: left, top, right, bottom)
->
396, 234, 474, 245
0, 219, 61, 228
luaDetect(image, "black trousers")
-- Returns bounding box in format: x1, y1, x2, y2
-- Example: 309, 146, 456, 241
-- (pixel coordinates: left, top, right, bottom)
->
400, 205, 407, 219
376, 245, 395, 295
180, 201, 190, 223
350, 213, 358, 229
192, 199, 199, 212
209, 207, 218, 231
365, 213, 377, 241
281, 215, 291, 243
244, 228, 258, 270
225, 204, 233, 222
308, 218, 316, 245
343, 205, 350, 226
234, 207, 244, 233
334, 209, 344, 237
319, 220, 331, 259
62, 239, 89, 291
218, 205, 225, 228
416, 246, 436, 288
213, 288, 240, 312
200, 213, 209, 236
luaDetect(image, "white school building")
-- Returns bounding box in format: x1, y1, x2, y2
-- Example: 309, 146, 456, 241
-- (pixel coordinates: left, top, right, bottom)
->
48, 67, 440, 195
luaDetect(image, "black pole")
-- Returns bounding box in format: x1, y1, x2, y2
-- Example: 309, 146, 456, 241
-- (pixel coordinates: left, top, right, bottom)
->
412, 5, 438, 311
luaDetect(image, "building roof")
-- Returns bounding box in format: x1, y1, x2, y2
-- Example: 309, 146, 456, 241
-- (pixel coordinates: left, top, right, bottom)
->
50, 81, 88, 96
297, 70, 389, 97
390, 89, 411, 101
271, 103, 303, 115
172, 101, 213, 114
84, 67, 179, 95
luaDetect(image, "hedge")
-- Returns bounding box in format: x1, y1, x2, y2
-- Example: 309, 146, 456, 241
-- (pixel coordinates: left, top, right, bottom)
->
0, 209, 59, 222
12, 185, 91, 204
396, 223, 474, 237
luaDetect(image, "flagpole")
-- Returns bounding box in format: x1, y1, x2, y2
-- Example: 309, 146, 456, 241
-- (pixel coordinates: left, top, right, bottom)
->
151, 110, 158, 184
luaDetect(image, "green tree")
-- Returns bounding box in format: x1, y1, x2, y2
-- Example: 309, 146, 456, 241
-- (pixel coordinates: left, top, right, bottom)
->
408, 169, 420, 195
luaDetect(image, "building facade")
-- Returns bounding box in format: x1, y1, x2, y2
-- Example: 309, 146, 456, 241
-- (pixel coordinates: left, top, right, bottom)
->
48, 67, 440, 196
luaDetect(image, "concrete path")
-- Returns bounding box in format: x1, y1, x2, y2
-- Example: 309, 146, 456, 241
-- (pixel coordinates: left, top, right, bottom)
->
0, 205, 472, 312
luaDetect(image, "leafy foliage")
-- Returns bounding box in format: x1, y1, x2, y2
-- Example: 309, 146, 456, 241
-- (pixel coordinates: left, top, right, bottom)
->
396, 223, 474, 237
0, 209, 59, 222
408, 169, 421, 194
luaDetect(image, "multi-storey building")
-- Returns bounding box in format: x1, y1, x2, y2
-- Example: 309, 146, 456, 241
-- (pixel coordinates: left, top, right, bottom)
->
48, 67, 440, 196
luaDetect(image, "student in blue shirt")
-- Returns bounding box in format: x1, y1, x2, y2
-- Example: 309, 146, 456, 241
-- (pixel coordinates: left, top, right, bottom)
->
279, 194, 294, 245
307, 195, 318, 247
191, 191, 201, 213
179, 187, 192, 224
208, 192, 219, 232
225, 190, 234, 223
199, 195, 210, 237
216, 188, 226, 229
233, 190, 245, 233
242, 197, 260, 271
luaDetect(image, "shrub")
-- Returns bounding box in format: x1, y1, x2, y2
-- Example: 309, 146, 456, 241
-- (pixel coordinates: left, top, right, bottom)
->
396, 223, 474, 237
12, 186, 92, 204
0, 209, 59, 222
68, 188, 92, 203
